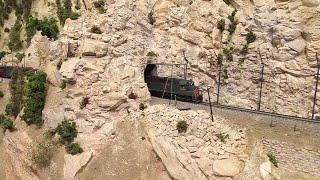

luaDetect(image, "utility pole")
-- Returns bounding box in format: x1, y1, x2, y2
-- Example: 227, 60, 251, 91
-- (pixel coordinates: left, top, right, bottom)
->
312, 53, 319, 119
217, 57, 222, 104
257, 50, 264, 111
207, 87, 214, 122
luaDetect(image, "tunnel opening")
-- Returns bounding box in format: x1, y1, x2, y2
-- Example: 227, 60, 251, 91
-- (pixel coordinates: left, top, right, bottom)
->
144, 64, 158, 82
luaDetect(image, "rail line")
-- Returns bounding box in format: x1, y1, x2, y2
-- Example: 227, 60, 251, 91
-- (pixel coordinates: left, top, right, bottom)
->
151, 96, 320, 124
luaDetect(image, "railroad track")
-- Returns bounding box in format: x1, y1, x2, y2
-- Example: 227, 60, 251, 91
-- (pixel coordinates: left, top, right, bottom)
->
151, 96, 320, 124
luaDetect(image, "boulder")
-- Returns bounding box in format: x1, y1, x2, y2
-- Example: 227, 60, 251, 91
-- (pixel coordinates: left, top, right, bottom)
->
212, 158, 244, 177
64, 151, 93, 180
59, 58, 81, 82
260, 161, 272, 180
96, 92, 128, 110
286, 37, 306, 53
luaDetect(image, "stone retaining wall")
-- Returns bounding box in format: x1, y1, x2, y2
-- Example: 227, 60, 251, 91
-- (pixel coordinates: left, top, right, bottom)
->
262, 139, 320, 176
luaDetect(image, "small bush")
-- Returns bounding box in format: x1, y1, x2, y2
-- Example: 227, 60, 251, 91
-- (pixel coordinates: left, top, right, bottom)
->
223, 0, 232, 5
4, 27, 10, 32
69, 12, 80, 20
223, 68, 229, 79
29, 139, 57, 168
55, 120, 77, 144
228, 21, 237, 35
93, 0, 106, 13
239, 57, 245, 66
241, 44, 248, 54
90, 25, 102, 34
0, 90, 3, 98
65, 143, 83, 155
228, 10, 237, 22
177, 120, 188, 133
217, 53, 223, 64
0, 114, 15, 132
75, 0, 81, 10
57, 59, 63, 70
0, 51, 6, 59
246, 31, 256, 44
80, 97, 89, 109
217, 19, 225, 32
223, 47, 233, 61
148, 11, 156, 25
15, 53, 25, 62
139, 103, 146, 110
60, 81, 66, 89
216, 133, 229, 143
267, 153, 278, 167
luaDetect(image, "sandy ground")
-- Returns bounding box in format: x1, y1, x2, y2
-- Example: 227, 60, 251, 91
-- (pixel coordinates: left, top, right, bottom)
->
77, 119, 170, 180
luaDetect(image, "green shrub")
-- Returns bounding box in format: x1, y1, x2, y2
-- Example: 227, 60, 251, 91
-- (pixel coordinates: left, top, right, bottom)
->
217, 53, 223, 64
241, 44, 248, 54
0, 51, 6, 60
246, 31, 256, 44
57, 59, 63, 70
176, 120, 188, 133
139, 103, 146, 110
93, 0, 106, 13
54, 120, 77, 144
90, 25, 102, 34
0, 90, 3, 98
148, 11, 156, 25
217, 19, 225, 32
216, 133, 229, 143
60, 81, 66, 89
15, 53, 25, 62
239, 57, 245, 66
21, 71, 47, 126
6, 67, 25, 117
223, 0, 232, 5
223, 47, 233, 61
75, 0, 81, 10
8, 18, 23, 51
0, 114, 15, 131
80, 97, 89, 109
38, 17, 60, 39
267, 153, 278, 167
228, 10, 237, 22
69, 12, 80, 20
65, 143, 83, 155
228, 21, 237, 35
223, 68, 229, 79
29, 138, 57, 168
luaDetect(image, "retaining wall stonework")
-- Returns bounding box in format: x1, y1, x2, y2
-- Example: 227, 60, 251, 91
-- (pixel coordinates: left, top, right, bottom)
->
262, 139, 320, 176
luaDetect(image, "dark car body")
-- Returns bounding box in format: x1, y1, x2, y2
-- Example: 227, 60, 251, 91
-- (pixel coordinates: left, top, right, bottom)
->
145, 76, 203, 102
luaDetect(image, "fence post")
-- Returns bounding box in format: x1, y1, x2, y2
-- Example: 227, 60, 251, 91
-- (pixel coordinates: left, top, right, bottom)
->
257, 50, 264, 111
207, 87, 214, 122
312, 53, 319, 119
217, 59, 222, 104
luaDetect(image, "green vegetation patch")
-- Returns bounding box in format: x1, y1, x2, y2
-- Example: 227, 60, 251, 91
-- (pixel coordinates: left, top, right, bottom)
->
5, 67, 25, 117
267, 153, 278, 167
93, 0, 106, 14
8, 18, 23, 51
26, 16, 59, 42
0, 114, 15, 132
54, 120, 78, 144
216, 133, 229, 143
177, 120, 188, 133
66, 143, 83, 155
56, 0, 80, 26
21, 71, 47, 127
90, 25, 103, 34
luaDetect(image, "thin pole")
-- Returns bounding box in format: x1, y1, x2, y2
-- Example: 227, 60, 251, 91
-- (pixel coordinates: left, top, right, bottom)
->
312, 53, 319, 119
217, 59, 222, 104
207, 88, 214, 122
257, 50, 264, 111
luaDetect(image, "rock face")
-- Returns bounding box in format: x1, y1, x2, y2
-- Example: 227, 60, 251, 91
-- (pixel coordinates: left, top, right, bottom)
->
141, 105, 247, 179
212, 158, 244, 177
64, 151, 93, 180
